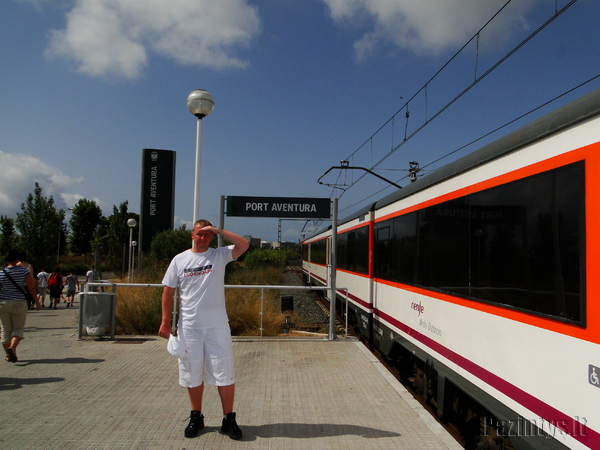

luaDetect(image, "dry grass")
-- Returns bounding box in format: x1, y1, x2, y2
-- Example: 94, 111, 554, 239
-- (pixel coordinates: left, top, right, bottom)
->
226, 287, 294, 336
225, 266, 291, 336
114, 264, 294, 336
115, 284, 162, 335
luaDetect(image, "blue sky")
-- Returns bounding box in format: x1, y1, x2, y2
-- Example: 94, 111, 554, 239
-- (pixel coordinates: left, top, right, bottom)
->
1, 0, 599, 243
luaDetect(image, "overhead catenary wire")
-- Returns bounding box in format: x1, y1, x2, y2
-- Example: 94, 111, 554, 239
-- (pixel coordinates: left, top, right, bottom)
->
337, 72, 600, 217
421, 73, 600, 172
327, 0, 580, 207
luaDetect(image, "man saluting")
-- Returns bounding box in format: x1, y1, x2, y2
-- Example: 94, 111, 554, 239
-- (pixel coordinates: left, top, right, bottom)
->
159, 220, 249, 440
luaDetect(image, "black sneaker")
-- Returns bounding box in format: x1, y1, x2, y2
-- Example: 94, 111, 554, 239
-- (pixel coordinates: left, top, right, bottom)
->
184, 411, 204, 438
221, 412, 243, 440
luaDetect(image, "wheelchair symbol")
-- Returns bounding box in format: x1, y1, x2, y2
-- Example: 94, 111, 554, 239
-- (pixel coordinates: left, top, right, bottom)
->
590, 365, 600, 387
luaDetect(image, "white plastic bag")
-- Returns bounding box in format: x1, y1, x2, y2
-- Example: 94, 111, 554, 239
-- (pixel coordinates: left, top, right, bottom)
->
167, 333, 189, 359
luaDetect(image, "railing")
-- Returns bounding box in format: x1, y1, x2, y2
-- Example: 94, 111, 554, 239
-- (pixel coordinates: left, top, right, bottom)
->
80, 282, 349, 339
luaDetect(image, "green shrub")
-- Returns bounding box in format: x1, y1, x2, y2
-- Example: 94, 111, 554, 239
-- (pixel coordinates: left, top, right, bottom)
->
61, 262, 90, 276
243, 248, 297, 270
150, 228, 192, 262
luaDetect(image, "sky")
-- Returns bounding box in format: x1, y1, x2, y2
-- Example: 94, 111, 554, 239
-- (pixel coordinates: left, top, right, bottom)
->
1, 0, 599, 243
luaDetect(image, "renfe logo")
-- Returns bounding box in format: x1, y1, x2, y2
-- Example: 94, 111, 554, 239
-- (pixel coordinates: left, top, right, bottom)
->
411, 301, 424, 316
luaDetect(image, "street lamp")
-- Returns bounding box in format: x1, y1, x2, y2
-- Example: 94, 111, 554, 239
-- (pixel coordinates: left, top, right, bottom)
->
131, 241, 137, 278
127, 218, 137, 283
187, 89, 214, 222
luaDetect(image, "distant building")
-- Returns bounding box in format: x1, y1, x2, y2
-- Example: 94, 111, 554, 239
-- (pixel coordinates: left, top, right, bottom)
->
243, 235, 262, 248
261, 241, 274, 249
241, 236, 299, 251
272, 241, 299, 251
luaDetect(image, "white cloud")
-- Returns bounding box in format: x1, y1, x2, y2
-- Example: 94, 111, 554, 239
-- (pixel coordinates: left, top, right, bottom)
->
322, 0, 541, 60
0, 151, 84, 217
46, 0, 262, 79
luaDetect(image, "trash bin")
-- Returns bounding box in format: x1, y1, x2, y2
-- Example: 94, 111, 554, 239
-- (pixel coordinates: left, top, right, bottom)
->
281, 295, 293, 313
79, 291, 116, 339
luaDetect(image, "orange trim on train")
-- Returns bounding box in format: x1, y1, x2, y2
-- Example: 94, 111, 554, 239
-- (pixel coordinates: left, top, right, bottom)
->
374, 143, 600, 345
337, 222, 370, 234
375, 277, 598, 344
338, 267, 370, 279
376, 146, 595, 222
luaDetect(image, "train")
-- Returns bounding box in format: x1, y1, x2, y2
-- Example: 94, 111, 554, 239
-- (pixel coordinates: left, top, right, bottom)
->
302, 88, 600, 449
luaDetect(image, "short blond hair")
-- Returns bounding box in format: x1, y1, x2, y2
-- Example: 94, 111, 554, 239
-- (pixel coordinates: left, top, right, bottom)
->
193, 219, 213, 228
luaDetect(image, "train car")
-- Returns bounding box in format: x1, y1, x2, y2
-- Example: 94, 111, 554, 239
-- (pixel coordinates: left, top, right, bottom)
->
331, 204, 375, 338
302, 203, 376, 337
303, 88, 600, 449
302, 233, 330, 291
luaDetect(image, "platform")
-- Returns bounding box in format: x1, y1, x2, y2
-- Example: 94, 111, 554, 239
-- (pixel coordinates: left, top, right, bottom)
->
0, 301, 462, 449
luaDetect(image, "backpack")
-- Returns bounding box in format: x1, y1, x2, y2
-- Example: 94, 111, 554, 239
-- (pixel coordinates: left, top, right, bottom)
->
48, 273, 60, 287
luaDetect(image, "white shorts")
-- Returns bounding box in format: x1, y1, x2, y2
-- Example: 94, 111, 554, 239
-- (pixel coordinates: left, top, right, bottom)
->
178, 322, 235, 388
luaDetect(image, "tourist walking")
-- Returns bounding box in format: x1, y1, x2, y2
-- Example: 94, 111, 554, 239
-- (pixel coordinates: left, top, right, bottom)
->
65, 271, 79, 307
48, 268, 63, 309
0, 250, 40, 363
17, 252, 36, 310
37, 268, 49, 308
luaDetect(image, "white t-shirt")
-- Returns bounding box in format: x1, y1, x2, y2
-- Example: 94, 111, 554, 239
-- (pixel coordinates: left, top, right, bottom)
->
37, 271, 49, 288
162, 246, 234, 329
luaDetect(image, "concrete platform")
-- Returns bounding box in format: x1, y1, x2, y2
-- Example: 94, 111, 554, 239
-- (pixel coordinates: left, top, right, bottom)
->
0, 301, 462, 449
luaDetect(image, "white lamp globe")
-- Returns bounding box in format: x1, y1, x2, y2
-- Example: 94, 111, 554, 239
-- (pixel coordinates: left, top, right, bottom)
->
187, 90, 215, 118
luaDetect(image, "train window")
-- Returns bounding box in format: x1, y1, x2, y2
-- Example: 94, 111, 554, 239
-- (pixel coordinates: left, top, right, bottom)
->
375, 225, 393, 279
467, 162, 584, 322
374, 161, 585, 325
392, 213, 420, 283
337, 232, 348, 268
337, 227, 369, 274
421, 198, 470, 289
310, 239, 327, 265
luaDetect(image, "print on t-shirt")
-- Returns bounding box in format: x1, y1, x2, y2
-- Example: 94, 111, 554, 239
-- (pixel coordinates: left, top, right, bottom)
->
183, 265, 213, 277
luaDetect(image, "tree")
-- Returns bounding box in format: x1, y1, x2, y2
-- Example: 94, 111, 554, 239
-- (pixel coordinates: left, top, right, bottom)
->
0, 215, 17, 256
105, 201, 139, 273
150, 228, 192, 262
15, 183, 63, 270
68, 199, 103, 258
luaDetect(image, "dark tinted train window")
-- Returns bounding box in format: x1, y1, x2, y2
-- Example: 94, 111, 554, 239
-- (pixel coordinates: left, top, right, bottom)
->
373, 162, 584, 325
420, 198, 470, 289
337, 226, 369, 275
467, 163, 584, 322
349, 226, 369, 274
392, 213, 420, 283
337, 232, 348, 269
374, 212, 419, 283
310, 239, 327, 265
374, 224, 393, 279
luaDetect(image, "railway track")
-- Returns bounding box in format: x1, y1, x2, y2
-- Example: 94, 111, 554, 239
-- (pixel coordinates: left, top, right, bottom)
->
307, 288, 510, 449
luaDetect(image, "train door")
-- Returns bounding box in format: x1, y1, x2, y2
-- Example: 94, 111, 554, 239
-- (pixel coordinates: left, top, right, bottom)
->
367, 211, 375, 345
326, 235, 332, 301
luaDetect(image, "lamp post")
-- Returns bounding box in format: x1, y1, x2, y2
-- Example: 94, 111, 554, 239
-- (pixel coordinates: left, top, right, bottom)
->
131, 240, 137, 278
127, 218, 137, 283
187, 89, 214, 222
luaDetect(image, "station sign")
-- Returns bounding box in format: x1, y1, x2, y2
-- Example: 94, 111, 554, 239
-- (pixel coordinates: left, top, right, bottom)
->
226, 196, 330, 219
139, 148, 176, 253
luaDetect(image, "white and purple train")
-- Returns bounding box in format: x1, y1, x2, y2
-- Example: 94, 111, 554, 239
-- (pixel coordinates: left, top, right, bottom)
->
303, 89, 600, 449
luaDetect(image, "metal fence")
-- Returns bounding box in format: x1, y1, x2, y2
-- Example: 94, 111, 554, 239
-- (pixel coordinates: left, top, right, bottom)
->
79, 282, 349, 340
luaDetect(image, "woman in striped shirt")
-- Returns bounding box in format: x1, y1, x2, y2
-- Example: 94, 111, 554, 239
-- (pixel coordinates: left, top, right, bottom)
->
0, 249, 39, 363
